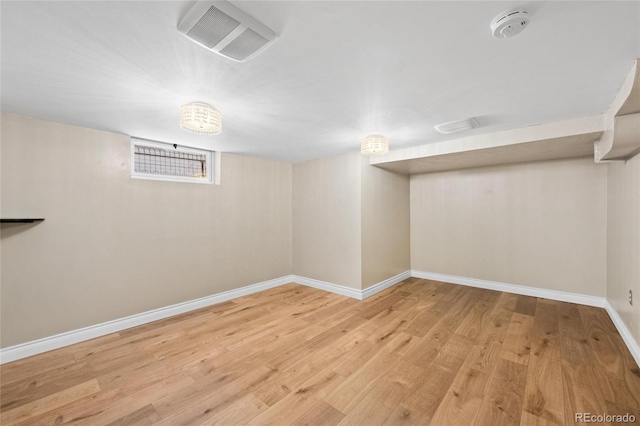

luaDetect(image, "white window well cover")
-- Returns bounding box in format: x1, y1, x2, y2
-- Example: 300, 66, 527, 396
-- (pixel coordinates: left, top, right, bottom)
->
131, 138, 214, 184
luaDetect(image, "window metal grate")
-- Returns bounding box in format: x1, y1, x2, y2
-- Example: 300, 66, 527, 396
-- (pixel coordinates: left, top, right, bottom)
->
134, 145, 206, 179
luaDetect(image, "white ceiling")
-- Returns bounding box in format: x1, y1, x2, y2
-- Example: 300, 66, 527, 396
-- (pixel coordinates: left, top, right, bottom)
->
2, 1, 639, 163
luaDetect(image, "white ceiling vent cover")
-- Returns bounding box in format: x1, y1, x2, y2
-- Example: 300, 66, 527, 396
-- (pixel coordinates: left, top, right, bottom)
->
178, 1, 277, 62
435, 117, 479, 135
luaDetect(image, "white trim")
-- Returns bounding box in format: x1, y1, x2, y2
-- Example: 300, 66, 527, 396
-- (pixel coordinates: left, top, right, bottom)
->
291, 275, 363, 300
0, 276, 290, 364
214, 151, 222, 185
410, 270, 606, 308
291, 271, 412, 301
604, 300, 640, 367
361, 271, 412, 299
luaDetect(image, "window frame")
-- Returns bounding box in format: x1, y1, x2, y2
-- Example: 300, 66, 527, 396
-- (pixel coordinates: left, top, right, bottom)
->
130, 138, 214, 185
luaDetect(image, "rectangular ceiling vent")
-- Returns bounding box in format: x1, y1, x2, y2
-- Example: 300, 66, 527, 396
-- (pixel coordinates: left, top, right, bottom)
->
434, 117, 480, 135
178, 1, 277, 62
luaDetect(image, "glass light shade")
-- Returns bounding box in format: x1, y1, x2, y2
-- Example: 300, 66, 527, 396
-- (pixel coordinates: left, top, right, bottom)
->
361, 134, 389, 156
180, 103, 222, 135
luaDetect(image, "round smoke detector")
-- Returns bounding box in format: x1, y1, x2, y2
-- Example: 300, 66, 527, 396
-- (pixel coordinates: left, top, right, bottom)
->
490, 9, 530, 38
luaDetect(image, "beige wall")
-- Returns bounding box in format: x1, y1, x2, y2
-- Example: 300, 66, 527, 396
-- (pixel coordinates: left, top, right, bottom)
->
0, 114, 292, 347
3, 113, 621, 349
411, 158, 608, 296
292, 153, 362, 289
607, 152, 640, 344
292, 152, 411, 290
361, 163, 410, 288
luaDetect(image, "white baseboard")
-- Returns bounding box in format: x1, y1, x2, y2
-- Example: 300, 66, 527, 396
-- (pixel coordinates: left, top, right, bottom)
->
411, 270, 606, 308
361, 271, 412, 299
291, 270, 412, 301
604, 300, 640, 368
0, 276, 290, 365
0, 271, 414, 364
291, 275, 362, 299
6, 269, 633, 368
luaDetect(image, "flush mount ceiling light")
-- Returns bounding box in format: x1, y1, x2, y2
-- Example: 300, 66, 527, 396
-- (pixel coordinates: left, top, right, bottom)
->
361, 134, 389, 156
179, 103, 222, 135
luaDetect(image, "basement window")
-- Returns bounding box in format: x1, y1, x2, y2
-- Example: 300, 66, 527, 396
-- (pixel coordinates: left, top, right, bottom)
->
131, 138, 214, 184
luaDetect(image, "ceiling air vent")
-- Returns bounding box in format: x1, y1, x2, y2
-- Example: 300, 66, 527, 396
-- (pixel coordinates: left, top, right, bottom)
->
434, 117, 479, 135
178, 1, 277, 62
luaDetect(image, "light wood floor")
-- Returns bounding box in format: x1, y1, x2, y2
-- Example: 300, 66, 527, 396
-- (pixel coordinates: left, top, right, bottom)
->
2, 279, 640, 425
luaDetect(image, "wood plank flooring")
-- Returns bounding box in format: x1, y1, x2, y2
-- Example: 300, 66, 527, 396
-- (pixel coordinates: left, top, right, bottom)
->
2, 279, 639, 425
